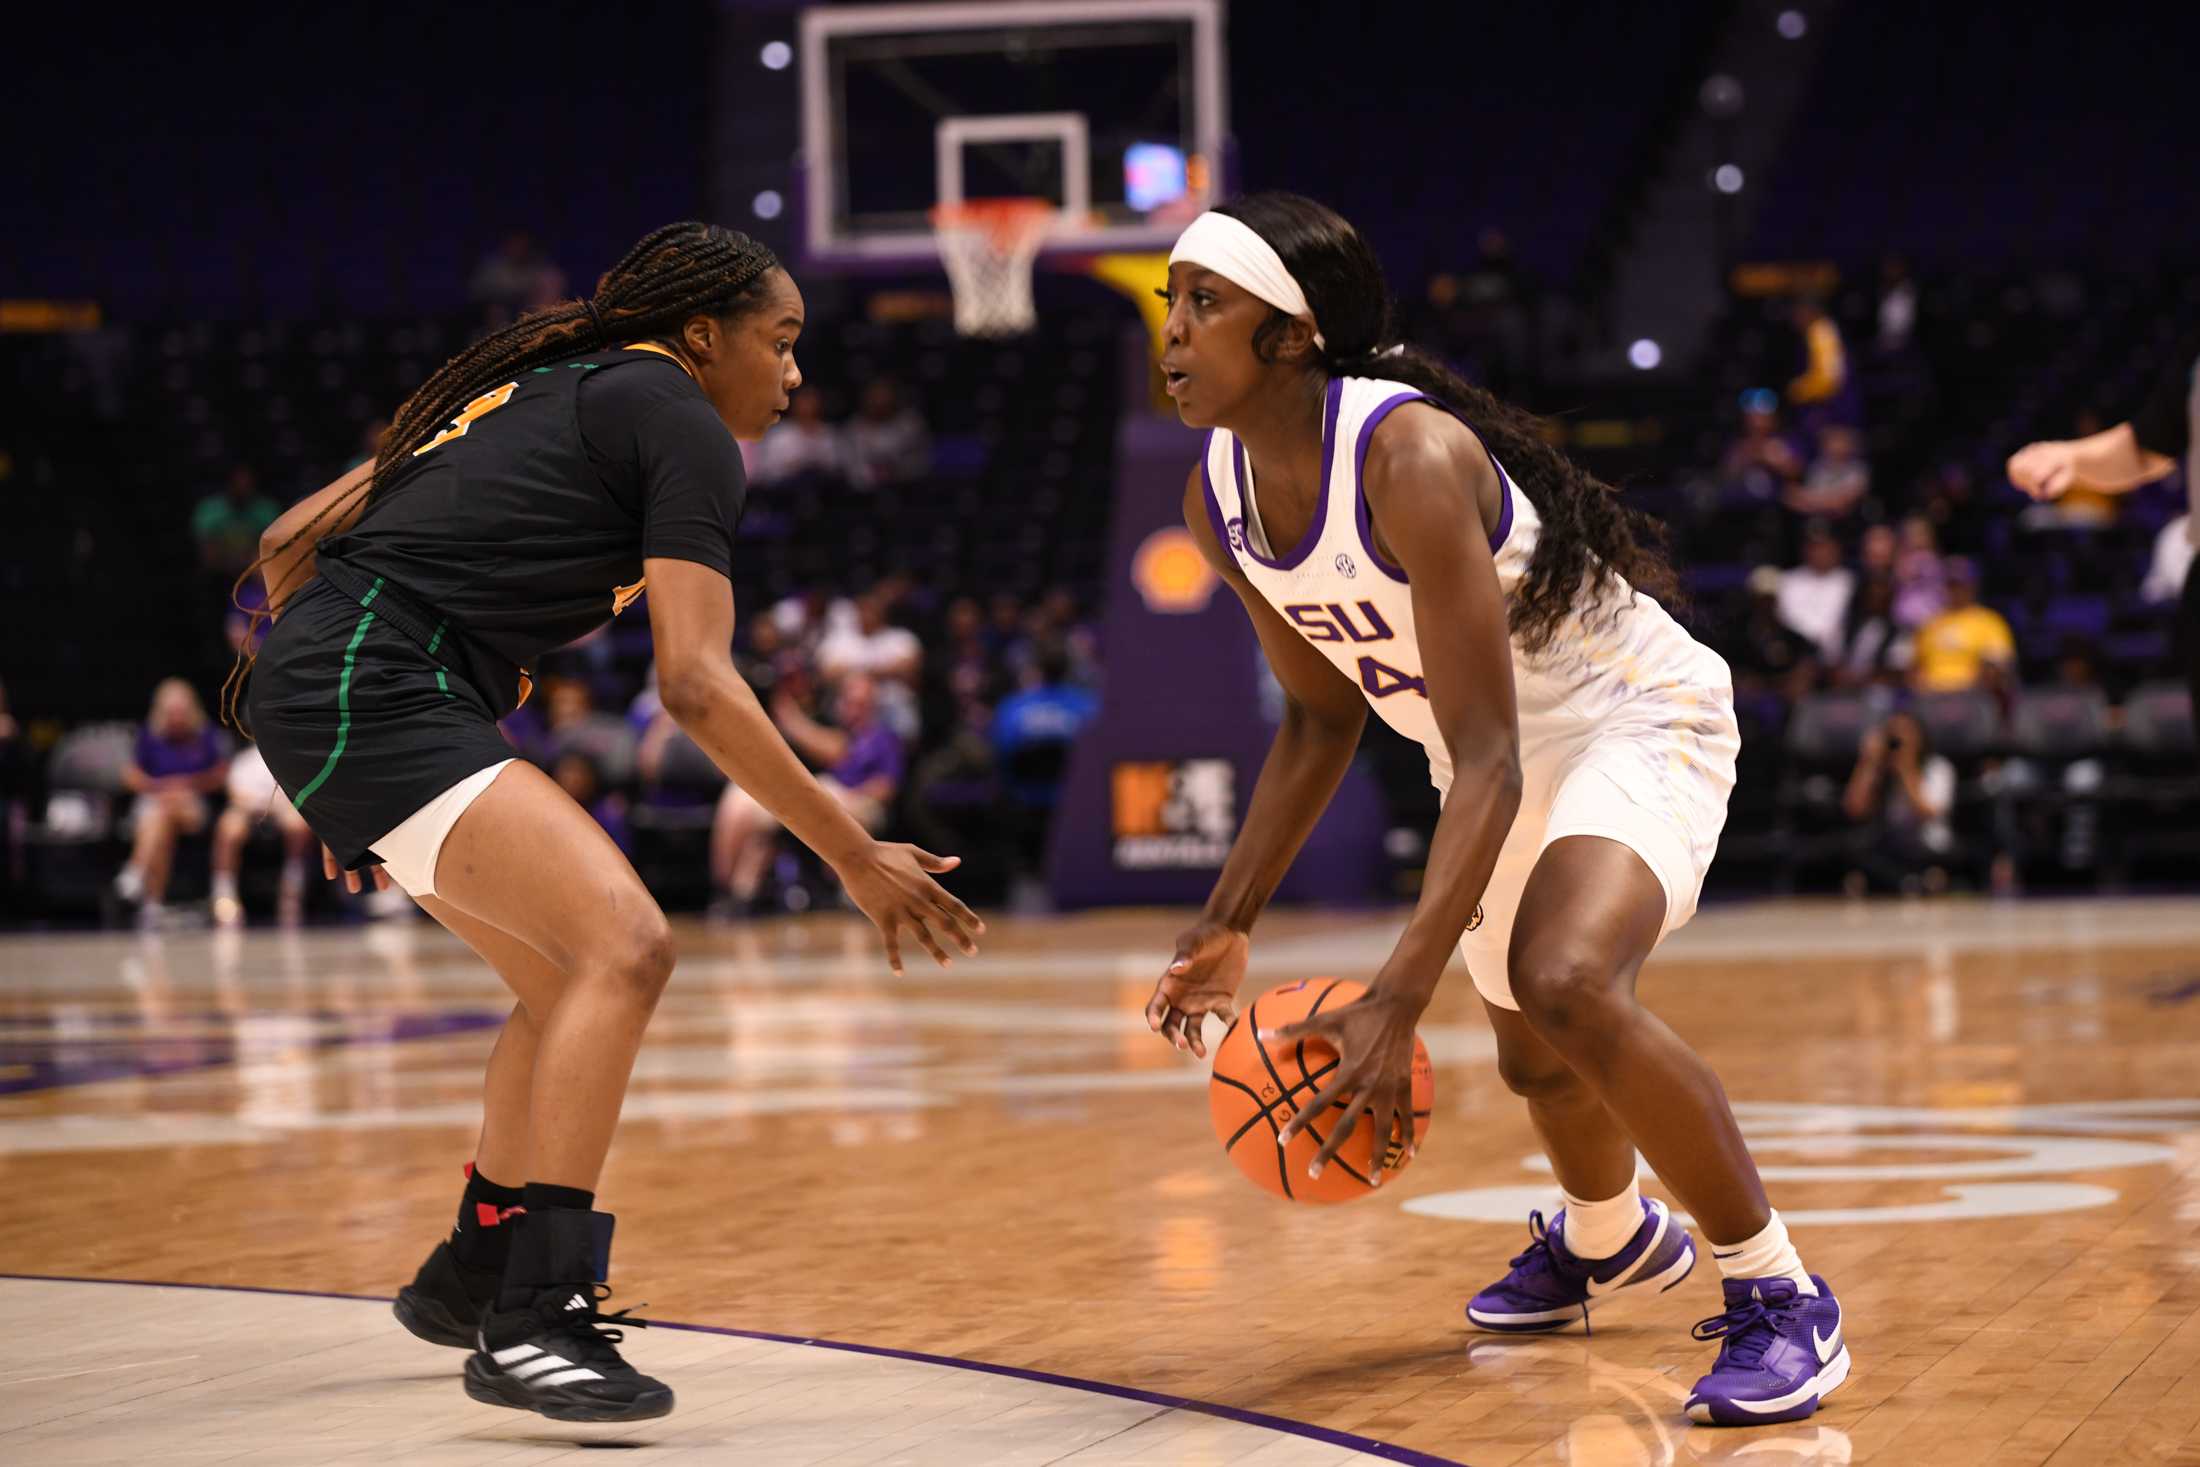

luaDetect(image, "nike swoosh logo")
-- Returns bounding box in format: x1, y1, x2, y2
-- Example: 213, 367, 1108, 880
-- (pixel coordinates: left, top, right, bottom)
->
1814, 1302, 1843, 1363
1585, 1204, 1666, 1297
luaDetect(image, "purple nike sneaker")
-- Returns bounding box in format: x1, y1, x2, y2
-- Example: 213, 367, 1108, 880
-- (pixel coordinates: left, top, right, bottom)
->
1465, 1199, 1697, 1333
1685, 1275, 1850, 1426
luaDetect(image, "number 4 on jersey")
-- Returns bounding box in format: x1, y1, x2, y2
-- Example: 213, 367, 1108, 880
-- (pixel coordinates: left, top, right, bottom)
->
413, 382, 518, 457
1358, 655, 1427, 700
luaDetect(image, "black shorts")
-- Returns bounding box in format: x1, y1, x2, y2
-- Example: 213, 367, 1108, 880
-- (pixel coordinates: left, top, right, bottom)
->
248, 577, 514, 871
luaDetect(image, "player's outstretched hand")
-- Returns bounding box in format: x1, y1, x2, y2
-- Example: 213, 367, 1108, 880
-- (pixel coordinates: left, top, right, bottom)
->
1147, 919, 1249, 1059
837, 841, 983, 978
322, 842, 391, 894
2006, 440, 2077, 501
1264, 987, 1423, 1186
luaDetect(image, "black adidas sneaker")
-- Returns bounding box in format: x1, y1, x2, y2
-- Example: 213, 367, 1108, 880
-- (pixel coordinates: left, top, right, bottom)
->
464, 1282, 673, 1422
393, 1240, 501, 1349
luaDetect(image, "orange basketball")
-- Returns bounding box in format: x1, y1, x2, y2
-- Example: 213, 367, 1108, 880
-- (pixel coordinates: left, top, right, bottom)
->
1208, 977, 1434, 1203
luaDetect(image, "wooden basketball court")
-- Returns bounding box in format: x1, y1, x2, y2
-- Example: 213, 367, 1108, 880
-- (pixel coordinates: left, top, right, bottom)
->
5, 896, 2200, 1465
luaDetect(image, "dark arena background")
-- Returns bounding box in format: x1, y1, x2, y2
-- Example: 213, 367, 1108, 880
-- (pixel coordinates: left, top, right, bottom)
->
4, 4, 2199, 1465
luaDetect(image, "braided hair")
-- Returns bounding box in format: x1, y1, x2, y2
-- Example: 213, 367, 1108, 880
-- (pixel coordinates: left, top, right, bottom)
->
1214, 193, 1679, 657
224, 222, 780, 729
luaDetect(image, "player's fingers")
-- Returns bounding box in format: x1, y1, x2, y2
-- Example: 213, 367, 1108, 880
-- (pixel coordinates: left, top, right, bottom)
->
1365, 1095, 1397, 1187
1307, 1098, 1362, 1179
1185, 1011, 1211, 1060
911, 846, 962, 874
879, 920, 906, 979
905, 911, 951, 969
929, 896, 981, 955
1257, 1017, 1325, 1045
323, 845, 339, 882
1157, 1008, 1185, 1049
928, 883, 983, 938
1398, 1080, 1420, 1159
1277, 1070, 1351, 1146
1144, 987, 1171, 1031
1168, 1010, 1198, 1053
1212, 998, 1238, 1030
371, 866, 392, 891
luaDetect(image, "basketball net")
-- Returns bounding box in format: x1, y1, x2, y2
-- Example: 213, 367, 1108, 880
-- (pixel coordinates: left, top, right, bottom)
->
930, 198, 1058, 338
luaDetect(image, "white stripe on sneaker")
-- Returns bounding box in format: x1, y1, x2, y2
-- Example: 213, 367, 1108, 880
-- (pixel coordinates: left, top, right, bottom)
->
491, 1344, 543, 1367
533, 1366, 606, 1387
508, 1353, 577, 1381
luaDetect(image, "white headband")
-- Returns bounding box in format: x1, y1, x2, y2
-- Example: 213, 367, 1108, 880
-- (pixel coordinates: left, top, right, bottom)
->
1168, 211, 1326, 350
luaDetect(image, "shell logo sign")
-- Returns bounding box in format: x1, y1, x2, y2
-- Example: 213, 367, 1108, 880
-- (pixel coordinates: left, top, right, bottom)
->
1131, 526, 1218, 614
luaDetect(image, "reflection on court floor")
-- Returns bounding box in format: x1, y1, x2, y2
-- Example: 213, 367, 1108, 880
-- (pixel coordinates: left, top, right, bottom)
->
3, 898, 2199, 1465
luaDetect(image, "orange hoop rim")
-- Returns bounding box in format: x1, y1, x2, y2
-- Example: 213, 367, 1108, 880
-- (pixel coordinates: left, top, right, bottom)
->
929, 197, 1060, 247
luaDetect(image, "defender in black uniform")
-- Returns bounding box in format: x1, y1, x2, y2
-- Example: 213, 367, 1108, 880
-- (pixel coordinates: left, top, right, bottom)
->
239, 223, 982, 1423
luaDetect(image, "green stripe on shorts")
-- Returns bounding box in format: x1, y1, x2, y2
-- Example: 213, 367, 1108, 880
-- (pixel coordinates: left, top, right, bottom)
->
291, 604, 379, 810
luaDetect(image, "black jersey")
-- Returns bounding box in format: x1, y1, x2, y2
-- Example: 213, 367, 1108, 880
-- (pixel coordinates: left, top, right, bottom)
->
314, 345, 745, 715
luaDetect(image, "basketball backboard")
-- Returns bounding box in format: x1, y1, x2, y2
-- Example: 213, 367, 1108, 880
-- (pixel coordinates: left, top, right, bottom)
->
798, 0, 1226, 264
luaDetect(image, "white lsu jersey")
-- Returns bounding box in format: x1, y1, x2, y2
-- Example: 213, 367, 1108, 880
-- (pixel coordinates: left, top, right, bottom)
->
1199, 375, 1733, 792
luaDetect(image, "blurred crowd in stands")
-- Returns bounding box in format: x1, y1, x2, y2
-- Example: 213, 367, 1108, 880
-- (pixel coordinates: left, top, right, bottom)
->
1673, 259, 2196, 896
4, 228, 2195, 928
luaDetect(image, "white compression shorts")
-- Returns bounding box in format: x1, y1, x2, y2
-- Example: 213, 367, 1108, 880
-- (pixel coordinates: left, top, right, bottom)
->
367, 759, 516, 898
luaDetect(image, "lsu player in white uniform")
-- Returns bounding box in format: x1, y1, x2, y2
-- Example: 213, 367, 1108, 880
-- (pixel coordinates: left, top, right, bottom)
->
1143, 194, 1849, 1428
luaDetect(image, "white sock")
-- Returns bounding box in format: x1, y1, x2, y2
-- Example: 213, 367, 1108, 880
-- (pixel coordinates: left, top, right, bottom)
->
212, 873, 239, 902
1559, 1175, 1644, 1261
115, 865, 144, 900
1711, 1209, 1816, 1294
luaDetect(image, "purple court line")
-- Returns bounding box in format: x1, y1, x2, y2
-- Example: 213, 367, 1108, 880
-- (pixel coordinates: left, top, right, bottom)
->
0, 1272, 1470, 1466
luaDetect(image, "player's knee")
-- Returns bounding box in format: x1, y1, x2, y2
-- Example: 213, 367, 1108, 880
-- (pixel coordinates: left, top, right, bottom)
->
1512, 950, 1625, 1039
599, 913, 676, 1006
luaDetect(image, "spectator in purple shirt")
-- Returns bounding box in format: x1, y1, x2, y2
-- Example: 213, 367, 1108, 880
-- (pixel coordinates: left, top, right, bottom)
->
711, 673, 904, 908
115, 678, 229, 925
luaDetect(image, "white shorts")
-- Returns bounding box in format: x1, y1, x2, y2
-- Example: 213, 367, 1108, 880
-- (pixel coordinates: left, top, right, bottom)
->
226, 745, 281, 810
1445, 689, 1739, 1010
368, 759, 516, 898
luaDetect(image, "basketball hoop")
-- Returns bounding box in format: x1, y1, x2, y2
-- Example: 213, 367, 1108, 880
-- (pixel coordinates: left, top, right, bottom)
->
930, 198, 1058, 338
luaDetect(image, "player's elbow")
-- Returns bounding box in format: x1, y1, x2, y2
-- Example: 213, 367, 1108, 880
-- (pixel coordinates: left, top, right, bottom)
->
657, 655, 738, 724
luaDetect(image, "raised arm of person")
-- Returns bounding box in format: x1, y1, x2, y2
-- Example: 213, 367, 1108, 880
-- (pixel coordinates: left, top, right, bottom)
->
1266, 406, 1524, 1178
1145, 465, 1371, 1057
256, 460, 376, 613
2007, 423, 2177, 501
648, 557, 979, 975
